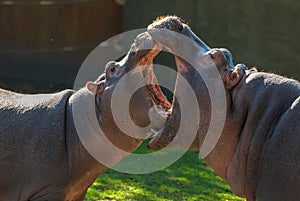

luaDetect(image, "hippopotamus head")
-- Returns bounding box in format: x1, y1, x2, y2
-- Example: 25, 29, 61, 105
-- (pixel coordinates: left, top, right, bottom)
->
85, 32, 171, 152
146, 16, 245, 150
144, 16, 300, 201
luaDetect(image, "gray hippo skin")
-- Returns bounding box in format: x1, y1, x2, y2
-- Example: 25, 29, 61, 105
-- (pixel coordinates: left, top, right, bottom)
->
0, 32, 169, 200
146, 16, 300, 201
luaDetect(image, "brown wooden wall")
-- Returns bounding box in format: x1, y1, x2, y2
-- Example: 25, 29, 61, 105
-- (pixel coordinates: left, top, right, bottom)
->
0, 0, 123, 92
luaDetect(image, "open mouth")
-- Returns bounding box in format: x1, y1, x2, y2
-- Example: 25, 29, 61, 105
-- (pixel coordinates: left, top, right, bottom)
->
146, 83, 172, 112
144, 15, 236, 150
139, 49, 173, 115
143, 15, 209, 149
132, 35, 173, 115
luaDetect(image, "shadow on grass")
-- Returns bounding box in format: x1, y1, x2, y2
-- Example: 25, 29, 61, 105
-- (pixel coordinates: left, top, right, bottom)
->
84, 141, 245, 201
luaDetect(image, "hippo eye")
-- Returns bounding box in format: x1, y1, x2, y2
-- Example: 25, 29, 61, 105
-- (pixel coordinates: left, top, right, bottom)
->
110, 67, 116, 73
209, 53, 214, 60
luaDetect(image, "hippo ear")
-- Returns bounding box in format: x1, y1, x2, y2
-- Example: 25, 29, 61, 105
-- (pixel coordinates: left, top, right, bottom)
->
224, 70, 241, 90
86, 81, 105, 95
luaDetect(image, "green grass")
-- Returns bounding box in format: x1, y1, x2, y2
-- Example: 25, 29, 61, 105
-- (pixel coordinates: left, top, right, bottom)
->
84, 142, 245, 201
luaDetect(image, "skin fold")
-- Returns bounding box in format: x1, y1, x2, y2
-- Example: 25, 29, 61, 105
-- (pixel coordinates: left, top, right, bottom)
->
146, 16, 300, 201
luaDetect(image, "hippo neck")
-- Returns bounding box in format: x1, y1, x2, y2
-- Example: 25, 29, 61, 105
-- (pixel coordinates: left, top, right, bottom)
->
206, 72, 300, 199
201, 73, 249, 180
64, 87, 144, 197
65, 88, 106, 182
227, 72, 300, 199
68, 88, 135, 168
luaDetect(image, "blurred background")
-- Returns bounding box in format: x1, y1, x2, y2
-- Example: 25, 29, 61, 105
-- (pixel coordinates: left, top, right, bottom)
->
1, 0, 300, 93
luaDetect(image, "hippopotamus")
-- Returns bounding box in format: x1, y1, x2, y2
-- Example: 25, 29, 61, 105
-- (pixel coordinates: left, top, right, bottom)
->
146, 16, 300, 201
0, 32, 170, 200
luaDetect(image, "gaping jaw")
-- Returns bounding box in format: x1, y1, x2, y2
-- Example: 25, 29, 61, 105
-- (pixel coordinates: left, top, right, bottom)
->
145, 16, 235, 150
129, 31, 172, 126
131, 33, 172, 112
98, 16, 234, 149
100, 31, 172, 138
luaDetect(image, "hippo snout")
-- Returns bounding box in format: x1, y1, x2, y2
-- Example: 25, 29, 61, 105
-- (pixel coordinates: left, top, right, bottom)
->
147, 15, 210, 55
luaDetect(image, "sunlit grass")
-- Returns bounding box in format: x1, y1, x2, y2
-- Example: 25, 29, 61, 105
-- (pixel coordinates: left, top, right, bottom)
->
84, 142, 245, 201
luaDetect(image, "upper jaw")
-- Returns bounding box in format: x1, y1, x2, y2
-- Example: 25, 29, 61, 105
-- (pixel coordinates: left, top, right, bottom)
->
147, 16, 235, 72
147, 16, 210, 56
127, 32, 162, 68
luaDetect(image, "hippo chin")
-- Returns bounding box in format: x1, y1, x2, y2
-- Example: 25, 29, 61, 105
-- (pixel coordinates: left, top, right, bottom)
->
0, 32, 170, 200
146, 16, 300, 201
